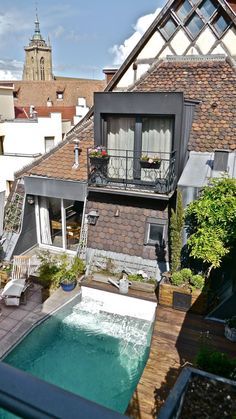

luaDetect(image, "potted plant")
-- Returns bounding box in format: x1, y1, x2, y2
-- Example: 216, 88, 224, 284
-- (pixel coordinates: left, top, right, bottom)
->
89, 146, 109, 165
158, 269, 207, 314
53, 254, 85, 292
140, 154, 161, 169
225, 316, 236, 342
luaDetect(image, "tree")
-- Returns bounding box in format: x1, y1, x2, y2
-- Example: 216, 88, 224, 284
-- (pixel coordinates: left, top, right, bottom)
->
185, 177, 236, 278
170, 189, 184, 272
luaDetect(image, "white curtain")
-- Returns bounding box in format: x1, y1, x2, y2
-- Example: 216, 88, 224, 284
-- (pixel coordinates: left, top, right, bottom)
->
39, 197, 52, 245
141, 118, 172, 181
107, 117, 135, 179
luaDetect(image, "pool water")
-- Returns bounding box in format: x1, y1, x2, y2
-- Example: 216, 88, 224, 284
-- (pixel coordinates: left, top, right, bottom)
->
3, 290, 155, 414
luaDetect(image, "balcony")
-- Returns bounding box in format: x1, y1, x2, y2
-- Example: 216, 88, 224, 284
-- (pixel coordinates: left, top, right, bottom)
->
88, 149, 176, 196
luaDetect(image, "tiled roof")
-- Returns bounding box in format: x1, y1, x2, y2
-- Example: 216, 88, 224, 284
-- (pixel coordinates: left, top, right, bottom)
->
24, 120, 94, 181
22, 57, 236, 181
15, 106, 76, 122
12, 78, 105, 108
133, 58, 236, 152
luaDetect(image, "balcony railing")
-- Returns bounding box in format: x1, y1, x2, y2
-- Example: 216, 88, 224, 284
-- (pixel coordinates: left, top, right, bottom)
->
88, 149, 176, 195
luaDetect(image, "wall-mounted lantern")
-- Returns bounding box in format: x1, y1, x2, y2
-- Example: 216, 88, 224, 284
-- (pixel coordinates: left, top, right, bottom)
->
27, 195, 35, 205
87, 210, 99, 225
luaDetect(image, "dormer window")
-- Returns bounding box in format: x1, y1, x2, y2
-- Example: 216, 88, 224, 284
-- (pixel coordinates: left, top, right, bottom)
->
57, 91, 64, 100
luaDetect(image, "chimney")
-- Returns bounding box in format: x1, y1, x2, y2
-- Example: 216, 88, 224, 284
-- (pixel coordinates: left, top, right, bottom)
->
103, 68, 118, 86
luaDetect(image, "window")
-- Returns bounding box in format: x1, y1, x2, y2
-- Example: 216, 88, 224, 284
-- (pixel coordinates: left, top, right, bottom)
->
40, 57, 45, 80
199, 0, 217, 20
212, 13, 230, 35
160, 17, 178, 39
0, 136, 4, 155
57, 91, 64, 100
39, 197, 83, 250
186, 13, 204, 37
145, 217, 166, 246
44, 137, 55, 153
176, 0, 192, 21
106, 116, 173, 180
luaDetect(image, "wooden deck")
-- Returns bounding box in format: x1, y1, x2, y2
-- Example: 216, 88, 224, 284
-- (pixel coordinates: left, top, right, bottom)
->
127, 306, 236, 419
82, 279, 235, 418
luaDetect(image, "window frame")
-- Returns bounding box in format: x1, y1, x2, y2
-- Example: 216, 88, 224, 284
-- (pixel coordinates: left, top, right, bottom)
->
0, 136, 4, 155
44, 136, 55, 153
144, 217, 167, 247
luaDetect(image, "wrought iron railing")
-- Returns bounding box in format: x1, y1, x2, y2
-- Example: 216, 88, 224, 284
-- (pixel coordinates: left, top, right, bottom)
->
88, 149, 176, 194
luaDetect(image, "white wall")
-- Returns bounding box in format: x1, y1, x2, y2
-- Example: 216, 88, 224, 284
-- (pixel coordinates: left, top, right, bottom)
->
0, 113, 63, 193
0, 87, 14, 120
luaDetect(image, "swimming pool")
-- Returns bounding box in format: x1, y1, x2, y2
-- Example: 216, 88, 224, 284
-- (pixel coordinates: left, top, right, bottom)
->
3, 287, 156, 414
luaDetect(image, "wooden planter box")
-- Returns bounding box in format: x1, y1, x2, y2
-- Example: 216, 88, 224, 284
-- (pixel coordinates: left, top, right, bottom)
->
130, 281, 156, 293
158, 282, 208, 314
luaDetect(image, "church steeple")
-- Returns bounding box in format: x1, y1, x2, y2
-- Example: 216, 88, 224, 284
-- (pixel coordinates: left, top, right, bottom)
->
32, 12, 43, 42
22, 8, 53, 81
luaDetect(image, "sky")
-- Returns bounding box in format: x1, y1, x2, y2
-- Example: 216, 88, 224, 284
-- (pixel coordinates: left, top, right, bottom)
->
0, 0, 165, 80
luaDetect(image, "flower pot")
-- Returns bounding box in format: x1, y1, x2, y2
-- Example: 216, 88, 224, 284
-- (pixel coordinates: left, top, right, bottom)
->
140, 160, 161, 169
225, 325, 236, 342
89, 156, 110, 166
60, 281, 77, 292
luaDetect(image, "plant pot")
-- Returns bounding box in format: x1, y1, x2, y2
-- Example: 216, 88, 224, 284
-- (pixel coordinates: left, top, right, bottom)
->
89, 156, 110, 166
60, 281, 77, 292
224, 325, 236, 342
140, 160, 161, 169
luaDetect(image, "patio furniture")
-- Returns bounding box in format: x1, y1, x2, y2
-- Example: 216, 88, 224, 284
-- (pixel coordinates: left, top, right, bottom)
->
0, 256, 32, 306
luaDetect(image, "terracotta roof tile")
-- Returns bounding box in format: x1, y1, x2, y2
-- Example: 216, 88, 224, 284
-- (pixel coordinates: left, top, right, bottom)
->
133, 58, 236, 152
15, 106, 76, 122
25, 120, 94, 181
12, 79, 105, 108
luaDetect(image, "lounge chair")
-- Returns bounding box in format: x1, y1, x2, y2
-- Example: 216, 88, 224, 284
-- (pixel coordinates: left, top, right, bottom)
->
0, 256, 32, 306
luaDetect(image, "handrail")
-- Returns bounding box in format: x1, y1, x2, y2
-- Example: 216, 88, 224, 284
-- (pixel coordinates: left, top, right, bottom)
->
0, 362, 126, 419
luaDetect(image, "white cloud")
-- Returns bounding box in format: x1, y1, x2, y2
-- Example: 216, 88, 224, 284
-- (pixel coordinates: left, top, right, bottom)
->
53, 25, 65, 39
0, 60, 23, 80
110, 7, 161, 65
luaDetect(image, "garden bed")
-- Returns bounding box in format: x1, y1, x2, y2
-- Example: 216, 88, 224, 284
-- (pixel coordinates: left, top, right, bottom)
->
158, 282, 208, 314
158, 367, 236, 419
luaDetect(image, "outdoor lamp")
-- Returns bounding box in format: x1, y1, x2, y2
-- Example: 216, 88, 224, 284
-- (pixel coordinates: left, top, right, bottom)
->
27, 195, 35, 205
87, 210, 99, 225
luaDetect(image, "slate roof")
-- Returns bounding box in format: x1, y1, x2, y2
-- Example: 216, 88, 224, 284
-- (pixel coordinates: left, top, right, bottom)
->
133, 57, 236, 152
12, 78, 105, 108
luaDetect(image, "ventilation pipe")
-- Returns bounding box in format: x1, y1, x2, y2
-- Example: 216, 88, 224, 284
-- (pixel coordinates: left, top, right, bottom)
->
73, 139, 81, 169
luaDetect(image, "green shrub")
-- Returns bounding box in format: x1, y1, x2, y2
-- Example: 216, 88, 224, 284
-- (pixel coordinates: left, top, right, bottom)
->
171, 268, 205, 290
196, 346, 236, 380
190, 274, 205, 290
37, 251, 59, 288
180, 268, 192, 283
171, 271, 185, 286
127, 274, 156, 284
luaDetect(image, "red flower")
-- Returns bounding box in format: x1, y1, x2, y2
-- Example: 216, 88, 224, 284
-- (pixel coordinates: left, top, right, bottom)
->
101, 150, 107, 156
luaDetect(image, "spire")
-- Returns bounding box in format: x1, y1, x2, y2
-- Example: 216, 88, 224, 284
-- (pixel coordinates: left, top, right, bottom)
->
32, 4, 43, 41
